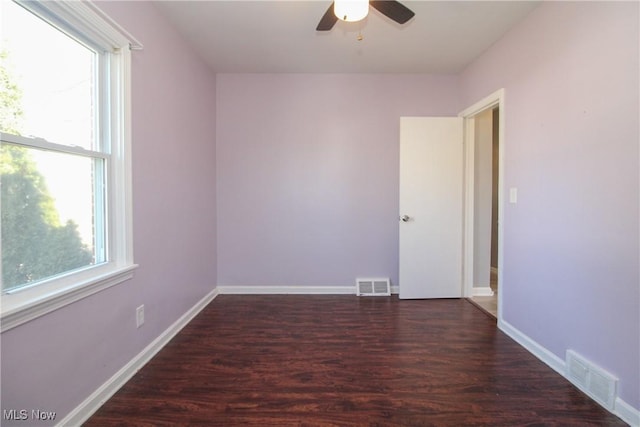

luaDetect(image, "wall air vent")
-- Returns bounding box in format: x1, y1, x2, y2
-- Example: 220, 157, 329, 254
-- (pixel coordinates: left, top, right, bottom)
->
566, 350, 618, 411
356, 278, 391, 296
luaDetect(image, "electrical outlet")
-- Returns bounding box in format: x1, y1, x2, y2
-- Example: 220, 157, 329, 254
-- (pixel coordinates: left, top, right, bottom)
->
136, 305, 145, 328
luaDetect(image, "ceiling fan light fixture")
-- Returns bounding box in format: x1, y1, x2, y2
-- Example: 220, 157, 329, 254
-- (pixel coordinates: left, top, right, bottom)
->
334, 0, 369, 22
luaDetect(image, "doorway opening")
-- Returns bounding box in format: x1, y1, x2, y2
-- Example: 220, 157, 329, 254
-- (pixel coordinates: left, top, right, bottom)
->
469, 108, 499, 317
460, 89, 504, 321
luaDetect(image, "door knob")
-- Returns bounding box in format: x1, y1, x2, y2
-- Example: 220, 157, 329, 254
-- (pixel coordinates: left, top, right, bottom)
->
400, 215, 411, 222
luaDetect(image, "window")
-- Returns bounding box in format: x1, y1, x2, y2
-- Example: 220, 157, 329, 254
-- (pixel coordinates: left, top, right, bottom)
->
0, 1, 140, 331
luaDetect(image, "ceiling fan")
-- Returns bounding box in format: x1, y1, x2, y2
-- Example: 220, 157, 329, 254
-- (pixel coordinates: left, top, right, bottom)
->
316, 0, 415, 31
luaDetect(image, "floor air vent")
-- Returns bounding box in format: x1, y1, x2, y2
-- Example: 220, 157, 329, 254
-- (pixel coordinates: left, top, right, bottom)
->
566, 350, 618, 410
356, 278, 391, 296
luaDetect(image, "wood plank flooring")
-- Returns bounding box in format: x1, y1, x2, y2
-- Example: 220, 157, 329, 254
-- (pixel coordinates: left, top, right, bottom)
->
86, 296, 626, 426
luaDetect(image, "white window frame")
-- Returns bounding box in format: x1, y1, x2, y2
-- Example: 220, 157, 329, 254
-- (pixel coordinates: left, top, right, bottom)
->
0, 0, 142, 332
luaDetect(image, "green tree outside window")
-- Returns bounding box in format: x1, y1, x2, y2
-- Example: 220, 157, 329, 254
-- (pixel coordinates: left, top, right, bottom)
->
1, 49, 92, 291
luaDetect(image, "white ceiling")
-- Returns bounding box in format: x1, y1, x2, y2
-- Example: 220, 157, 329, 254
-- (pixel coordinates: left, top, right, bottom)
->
154, 1, 540, 74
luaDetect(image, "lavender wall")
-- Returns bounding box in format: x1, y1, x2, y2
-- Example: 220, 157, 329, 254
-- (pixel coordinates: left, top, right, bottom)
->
0, 2, 217, 425
459, 1, 639, 408
216, 74, 459, 288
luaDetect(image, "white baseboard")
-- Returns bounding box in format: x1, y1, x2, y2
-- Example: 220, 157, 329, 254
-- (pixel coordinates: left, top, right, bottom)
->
218, 285, 400, 295
499, 318, 639, 426
472, 286, 494, 297
498, 318, 566, 375
615, 397, 640, 427
217, 285, 355, 295
58, 288, 219, 427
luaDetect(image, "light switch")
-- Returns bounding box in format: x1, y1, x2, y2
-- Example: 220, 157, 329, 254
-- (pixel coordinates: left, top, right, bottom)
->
509, 187, 518, 204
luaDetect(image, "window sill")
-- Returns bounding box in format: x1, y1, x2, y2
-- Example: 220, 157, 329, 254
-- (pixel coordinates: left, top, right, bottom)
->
0, 264, 138, 333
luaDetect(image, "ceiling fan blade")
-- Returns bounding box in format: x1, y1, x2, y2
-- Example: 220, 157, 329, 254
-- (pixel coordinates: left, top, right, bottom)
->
370, 0, 415, 24
316, 2, 338, 31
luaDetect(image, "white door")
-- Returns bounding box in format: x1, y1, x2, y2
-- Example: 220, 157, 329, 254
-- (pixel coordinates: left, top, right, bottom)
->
399, 117, 464, 299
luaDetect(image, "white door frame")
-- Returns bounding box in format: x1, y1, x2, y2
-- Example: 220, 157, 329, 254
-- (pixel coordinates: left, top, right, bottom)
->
458, 89, 505, 320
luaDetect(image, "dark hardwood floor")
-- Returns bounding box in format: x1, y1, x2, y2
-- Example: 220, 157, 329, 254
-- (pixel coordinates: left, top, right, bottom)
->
86, 295, 626, 426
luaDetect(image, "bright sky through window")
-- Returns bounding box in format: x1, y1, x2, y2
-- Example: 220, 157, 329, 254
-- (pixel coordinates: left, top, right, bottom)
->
1, 0, 96, 147
1, 0, 97, 245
